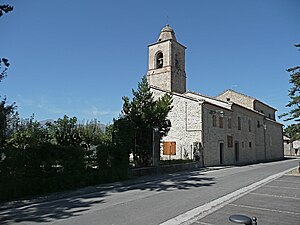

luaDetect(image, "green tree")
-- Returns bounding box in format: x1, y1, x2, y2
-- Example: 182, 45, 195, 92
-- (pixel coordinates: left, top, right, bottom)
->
96, 118, 133, 179
7, 115, 49, 149
0, 98, 17, 147
47, 115, 81, 146
122, 75, 173, 167
79, 119, 103, 150
280, 44, 300, 141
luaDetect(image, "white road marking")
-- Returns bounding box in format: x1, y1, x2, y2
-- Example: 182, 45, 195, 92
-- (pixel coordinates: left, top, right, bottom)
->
229, 203, 300, 215
265, 185, 300, 190
159, 167, 295, 225
250, 192, 300, 200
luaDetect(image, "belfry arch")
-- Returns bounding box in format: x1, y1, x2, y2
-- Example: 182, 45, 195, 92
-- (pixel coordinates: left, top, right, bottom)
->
155, 51, 163, 69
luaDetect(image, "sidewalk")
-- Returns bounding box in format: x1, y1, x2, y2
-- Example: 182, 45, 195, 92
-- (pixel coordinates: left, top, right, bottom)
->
188, 173, 300, 225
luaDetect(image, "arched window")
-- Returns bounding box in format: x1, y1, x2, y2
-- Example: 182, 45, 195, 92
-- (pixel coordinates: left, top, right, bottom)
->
156, 52, 163, 69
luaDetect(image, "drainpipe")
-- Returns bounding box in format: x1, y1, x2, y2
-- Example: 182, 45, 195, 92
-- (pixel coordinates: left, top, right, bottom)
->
263, 118, 267, 161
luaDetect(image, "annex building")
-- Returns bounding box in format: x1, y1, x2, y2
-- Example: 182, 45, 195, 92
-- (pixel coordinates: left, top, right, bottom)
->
147, 25, 284, 166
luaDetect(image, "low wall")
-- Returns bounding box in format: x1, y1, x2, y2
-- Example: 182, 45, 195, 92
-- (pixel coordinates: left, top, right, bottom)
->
129, 162, 200, 177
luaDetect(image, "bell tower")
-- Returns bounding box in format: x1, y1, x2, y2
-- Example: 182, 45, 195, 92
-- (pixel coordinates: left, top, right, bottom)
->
147, 24, 186, 94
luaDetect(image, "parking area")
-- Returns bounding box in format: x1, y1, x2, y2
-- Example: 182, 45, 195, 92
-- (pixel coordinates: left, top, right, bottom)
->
191, 174, 300, 225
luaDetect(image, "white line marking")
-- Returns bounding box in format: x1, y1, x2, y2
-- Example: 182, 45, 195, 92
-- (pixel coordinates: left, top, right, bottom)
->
229, 203, 300, 215
265, 185, 300, 190
159, 168, 295, 225
273, 179, 300, 184
250, 192, 300, 200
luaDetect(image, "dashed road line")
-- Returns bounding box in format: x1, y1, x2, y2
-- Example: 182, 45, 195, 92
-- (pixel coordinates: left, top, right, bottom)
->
265, 185, 300, 190
250, 192, 300, 200
229, 203, 300, 215
159, 168, 293, 225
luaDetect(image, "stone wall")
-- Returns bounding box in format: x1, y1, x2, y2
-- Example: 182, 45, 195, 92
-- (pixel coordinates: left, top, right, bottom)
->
202, 102, 283, 166
216, 90, 254, 110
151, 88, 284, 167
151, 87, 202, 160
254, 100, 276, 121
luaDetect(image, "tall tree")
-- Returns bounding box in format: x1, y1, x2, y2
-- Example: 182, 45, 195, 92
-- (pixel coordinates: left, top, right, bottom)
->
79, 119, 103, 151
0, 98, 17, 147
280, 44, 300, 141
7, 115, 49, 149
47, 115, 81, 146
122, 75, 173, 166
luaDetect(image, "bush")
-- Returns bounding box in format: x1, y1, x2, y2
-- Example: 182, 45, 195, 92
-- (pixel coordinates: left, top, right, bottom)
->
0, 144, 86, 201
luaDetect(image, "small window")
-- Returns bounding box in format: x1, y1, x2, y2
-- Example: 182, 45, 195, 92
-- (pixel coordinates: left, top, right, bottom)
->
219, 116, 223, 128
249, 141, 252, 148
156, 52, 163, 69
257, 120, 260, 128
248, 119, 251, 132
227, 135, 233, 148
226, 98, 231, 101
212, 114, 217, 127
228, 118, 232, 129
238, 117, 241, 130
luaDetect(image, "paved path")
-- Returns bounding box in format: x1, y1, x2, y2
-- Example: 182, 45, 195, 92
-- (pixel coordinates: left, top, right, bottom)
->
188, 174, 300, 225
0, 158, 298, 225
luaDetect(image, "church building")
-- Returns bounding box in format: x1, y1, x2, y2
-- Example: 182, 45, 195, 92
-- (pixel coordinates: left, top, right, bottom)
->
147, 25, 284, 166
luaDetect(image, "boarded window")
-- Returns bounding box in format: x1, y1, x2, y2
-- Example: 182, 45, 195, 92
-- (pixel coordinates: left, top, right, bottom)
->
228, 118, 232, 129
163, 142, 176, 155
212, 114, 217, 127
219, 116, 223, 128
238, 117, 241, 130
227, 135, 233, 148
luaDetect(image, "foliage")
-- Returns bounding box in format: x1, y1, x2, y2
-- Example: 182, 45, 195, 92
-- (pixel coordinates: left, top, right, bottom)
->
0, 4, 13, 17
122, 75, 173, 167
0, 98, 18, 147
280, 44, 300, 141
283, 124, 300, 142
0, 58, 10, 82
47, 115, 81, 146
96, 118, 133, 179
7, 115, 49, 149
0, 144, 85, 200
79, 119, 103, 148
0, 3, 13, 81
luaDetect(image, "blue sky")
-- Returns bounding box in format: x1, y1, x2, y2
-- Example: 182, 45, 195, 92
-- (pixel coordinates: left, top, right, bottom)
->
1, 0, 299, 126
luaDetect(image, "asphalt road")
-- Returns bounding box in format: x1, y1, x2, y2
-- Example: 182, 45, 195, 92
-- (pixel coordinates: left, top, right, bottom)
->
0, 158, 298, 225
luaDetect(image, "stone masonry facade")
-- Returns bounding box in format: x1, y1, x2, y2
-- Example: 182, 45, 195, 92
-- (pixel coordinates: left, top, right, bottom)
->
147, 25, 284, 166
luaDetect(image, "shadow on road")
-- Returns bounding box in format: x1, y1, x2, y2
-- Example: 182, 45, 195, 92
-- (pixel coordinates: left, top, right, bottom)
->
0, 171, 215, 224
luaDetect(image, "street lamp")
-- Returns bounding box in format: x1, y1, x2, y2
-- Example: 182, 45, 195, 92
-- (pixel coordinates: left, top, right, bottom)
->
258, 121, 267, 161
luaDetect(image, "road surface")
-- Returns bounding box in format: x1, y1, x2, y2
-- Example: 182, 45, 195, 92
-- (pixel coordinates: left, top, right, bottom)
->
0, 158, 298, 225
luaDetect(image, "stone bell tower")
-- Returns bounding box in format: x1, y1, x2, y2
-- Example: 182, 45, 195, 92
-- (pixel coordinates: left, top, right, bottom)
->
147, 24, 186, 94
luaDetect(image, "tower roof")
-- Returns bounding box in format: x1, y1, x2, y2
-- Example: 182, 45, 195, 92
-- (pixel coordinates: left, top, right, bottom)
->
158, 24, 177, 42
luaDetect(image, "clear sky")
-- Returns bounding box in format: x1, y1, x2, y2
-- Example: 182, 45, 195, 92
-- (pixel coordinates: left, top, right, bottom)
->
1, 0, 299, 126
